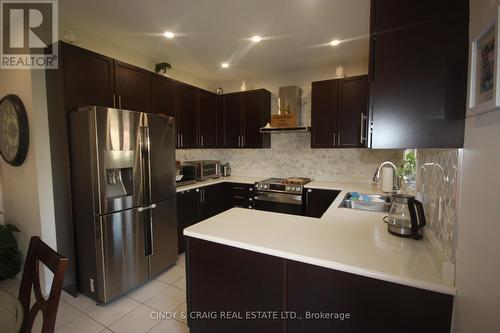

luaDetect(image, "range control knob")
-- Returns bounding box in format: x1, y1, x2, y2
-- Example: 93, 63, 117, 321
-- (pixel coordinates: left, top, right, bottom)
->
295, 187, 300, 191
286, 186, 291, 191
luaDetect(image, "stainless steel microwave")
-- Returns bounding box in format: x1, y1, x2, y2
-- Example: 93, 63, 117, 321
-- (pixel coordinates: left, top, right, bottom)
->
184, 160, 221, 180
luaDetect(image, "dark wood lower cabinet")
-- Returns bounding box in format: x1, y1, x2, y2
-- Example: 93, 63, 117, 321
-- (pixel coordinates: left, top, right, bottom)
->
177, 184, 227, 254
177, 189, 199, 254
186, 238, 285, 333
303, 188, 340, 218
287, 260, 453, 333
186, 239, 454, 333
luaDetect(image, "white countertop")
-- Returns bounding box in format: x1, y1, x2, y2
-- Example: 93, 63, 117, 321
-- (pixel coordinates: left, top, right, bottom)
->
183, 179, 456, 296
176, 176, 259, 192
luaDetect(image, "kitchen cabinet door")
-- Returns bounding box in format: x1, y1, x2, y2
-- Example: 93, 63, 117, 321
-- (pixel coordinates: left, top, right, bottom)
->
369, 0, 468, 148
303, 188, 340, 218
372, 0, 467, 33
177, 189, 200, 254
242, 90, 271, 148
198, 90, 218, 148
223, 92, 243, 148
149, 74, 176, 117
177, 83, 198, 148
311, 80, 339, 148
216, 95, 225, 147
199, 183, 225, 220
338, 75, 368, 148
186, 237, 285, 333
62, 43, 115, 109
287, 260, 453, 333
114, 60, 149, 112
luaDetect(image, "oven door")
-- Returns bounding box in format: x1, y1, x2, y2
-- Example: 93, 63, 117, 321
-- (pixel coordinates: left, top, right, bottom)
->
253, 191, 304, 216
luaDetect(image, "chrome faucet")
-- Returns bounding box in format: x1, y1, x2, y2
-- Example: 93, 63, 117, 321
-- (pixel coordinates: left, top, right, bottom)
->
373, 161, 399, 192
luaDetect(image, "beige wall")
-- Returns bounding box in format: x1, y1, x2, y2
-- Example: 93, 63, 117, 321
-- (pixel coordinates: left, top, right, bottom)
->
0, 68, 56, 292
453, 0, 500, 331
0, 69, 42, 257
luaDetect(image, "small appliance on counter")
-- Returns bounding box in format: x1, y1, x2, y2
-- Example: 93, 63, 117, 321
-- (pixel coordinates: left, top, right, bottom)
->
176, 163, 197, 187
221, 163, 231, 177
184, 160, 221, 180
383, 193, 426, 239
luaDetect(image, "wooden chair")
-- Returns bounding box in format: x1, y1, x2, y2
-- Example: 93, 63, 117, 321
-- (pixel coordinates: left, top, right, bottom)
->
18, 236, 68, 333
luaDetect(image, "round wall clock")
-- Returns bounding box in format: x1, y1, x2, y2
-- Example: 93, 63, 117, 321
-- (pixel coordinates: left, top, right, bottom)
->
0, 94, 29, 166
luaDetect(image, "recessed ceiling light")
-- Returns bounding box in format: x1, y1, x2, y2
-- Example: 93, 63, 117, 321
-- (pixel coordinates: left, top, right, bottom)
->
163, 31, 174, 39
251, 35, 262, 43
221, 62, 229, 68
330, 39, 340, 46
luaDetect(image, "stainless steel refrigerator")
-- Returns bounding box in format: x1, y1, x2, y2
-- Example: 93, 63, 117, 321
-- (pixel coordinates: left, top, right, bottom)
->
69, 106, 177, 303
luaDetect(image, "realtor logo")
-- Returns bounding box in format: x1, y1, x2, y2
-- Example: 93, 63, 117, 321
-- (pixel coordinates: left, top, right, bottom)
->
1, 1, 58, 69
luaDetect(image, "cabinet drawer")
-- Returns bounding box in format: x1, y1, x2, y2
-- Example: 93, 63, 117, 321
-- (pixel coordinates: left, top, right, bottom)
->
225, 182, 254, 209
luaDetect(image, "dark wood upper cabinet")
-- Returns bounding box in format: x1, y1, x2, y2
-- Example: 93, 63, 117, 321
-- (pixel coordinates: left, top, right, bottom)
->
311, 77, 368, 148
114, 61, 149, 112
62, 43, 115, 109
216, 95, 225, 147
242, 89, 271, 148
221, 89, 271, 149
197, 90, 218, 148
338, 75, 368, 148
372, 0, 467, 33
369, 0, 468, 148
223, 92, 243, 148
311, 79, 339, 148
149, 74, 176, 117
176, 83, 198, 148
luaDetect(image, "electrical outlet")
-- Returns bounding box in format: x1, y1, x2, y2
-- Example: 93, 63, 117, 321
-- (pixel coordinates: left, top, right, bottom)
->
90, 278, 95, 292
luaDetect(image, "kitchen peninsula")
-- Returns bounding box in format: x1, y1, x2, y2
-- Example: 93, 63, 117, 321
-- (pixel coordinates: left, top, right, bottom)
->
183, 180, 455, 333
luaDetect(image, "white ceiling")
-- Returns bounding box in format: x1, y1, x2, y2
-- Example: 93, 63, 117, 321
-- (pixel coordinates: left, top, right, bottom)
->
59, 0, 370, 84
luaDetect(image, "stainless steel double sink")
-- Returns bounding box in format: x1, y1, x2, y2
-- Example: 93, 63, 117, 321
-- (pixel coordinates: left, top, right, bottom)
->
339, 192, 392, 213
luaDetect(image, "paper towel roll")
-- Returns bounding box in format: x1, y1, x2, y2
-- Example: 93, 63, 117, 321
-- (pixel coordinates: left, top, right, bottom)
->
382, 167, 394, 192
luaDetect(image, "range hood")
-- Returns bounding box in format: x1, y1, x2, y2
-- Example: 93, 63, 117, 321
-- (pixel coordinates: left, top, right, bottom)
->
260, 86, 310, 133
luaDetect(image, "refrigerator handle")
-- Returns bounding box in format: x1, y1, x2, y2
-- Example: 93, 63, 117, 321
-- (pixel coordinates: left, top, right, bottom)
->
149, 213, 154, 256
138, 203, 156, 212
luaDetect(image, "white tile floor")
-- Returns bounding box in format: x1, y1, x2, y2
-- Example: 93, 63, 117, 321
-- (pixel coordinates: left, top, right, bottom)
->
0, 253, 189, 333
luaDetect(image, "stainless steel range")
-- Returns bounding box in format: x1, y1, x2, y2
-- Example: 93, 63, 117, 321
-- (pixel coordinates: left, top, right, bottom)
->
253, 177, 311, 215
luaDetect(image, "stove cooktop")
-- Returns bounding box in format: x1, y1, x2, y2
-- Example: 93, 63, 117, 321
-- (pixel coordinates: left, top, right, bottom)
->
255, 177, 311, 194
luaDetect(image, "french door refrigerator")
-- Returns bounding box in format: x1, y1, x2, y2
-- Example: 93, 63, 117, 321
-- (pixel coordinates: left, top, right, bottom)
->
69, 106, 177, 303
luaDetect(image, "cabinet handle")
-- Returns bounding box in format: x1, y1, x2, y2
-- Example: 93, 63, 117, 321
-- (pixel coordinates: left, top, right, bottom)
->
232, 186, 245, 190
201, 135, 204, 147
233, 195, 245, 199
238, 136, 241, 147
338, 132, 341, 146
113, 94, 116, 108
333, 132, 336, 147
241, 136, 244, 147
181, 134, 183, 147
118, 95, 122, 109
360, 113, 367, 144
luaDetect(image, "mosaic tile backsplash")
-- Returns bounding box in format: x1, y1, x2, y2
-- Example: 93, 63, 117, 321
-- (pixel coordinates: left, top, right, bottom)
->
416, 149, 460, 262
177, 133, 402, 183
